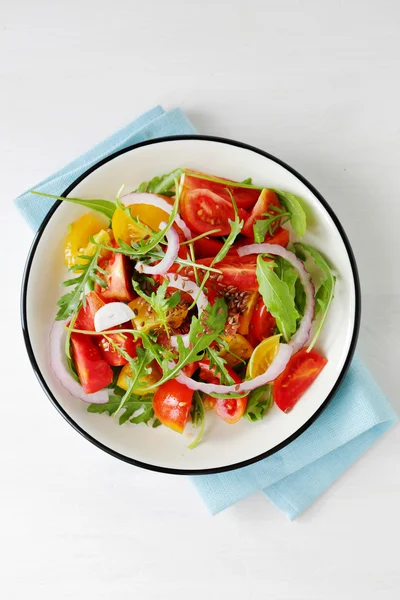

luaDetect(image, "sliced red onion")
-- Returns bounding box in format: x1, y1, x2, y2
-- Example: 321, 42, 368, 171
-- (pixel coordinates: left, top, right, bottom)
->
49, 321, 109, 404
94, 302, 136, 332
120, 192, 192, 239
238, 243, 315, 353
164, 273, 209, 349
135, 221, 179, 275
176, 343, 293, 394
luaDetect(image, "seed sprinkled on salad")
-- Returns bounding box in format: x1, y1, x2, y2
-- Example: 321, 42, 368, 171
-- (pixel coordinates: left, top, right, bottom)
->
42, 168, 335, 448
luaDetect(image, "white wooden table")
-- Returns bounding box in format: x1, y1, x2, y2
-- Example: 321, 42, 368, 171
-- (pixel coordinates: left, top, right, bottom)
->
1, 1, 399, 598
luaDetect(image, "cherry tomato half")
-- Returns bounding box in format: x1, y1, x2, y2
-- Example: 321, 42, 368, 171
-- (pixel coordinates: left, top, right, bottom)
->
273, 348, 328, 413
198, 360, 248, 424
153, 379, 194, 433
65, 213, 110, 268
180, 186, 249, 237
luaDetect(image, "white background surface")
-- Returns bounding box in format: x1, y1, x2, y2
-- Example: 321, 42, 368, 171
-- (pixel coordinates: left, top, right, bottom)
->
1, 0, 399, 598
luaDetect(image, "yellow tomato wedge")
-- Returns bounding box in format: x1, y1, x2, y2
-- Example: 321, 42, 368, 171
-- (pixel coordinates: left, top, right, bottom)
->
112, 200, 173, 245
247, 334, 281, 379
65, 213, 111, 268
220, 333, 254, 367
128, 297, 188, 334
117, 361, 161, 396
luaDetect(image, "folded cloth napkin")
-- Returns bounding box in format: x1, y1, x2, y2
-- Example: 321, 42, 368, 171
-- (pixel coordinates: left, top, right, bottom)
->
16, 106, 397, 519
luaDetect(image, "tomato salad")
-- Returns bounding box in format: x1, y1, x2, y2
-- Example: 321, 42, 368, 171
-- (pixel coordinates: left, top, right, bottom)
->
43, 169, 335, 448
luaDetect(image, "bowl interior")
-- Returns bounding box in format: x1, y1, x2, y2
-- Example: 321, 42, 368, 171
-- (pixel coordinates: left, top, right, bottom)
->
23, 138, 358, 473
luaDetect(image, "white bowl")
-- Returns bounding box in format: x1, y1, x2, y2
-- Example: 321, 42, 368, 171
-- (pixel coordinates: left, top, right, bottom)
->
21, 136, 360, 474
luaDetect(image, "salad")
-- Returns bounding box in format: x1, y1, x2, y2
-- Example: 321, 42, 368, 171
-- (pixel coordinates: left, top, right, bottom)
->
40, 169, 335, 448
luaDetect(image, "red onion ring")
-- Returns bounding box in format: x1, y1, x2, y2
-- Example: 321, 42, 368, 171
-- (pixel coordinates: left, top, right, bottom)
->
49, 321, 109, 404
238, 243, 315, 353
176, 343, 293, 394
135, 221, 179, 275
120, 192, 192, 239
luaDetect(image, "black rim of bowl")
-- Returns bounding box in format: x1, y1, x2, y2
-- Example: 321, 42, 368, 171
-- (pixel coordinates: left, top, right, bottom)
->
21, 134, 361, 476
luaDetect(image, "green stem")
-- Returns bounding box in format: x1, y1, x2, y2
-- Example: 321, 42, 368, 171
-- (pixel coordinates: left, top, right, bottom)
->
188, 393, 205, 450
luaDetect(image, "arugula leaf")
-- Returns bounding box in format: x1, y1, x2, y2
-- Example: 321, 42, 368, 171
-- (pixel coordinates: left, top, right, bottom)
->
205, 346, 235, 385
136, 168, 183, 195
188, 392, 205, 450
275, 257, 298, 297
273, 190, 307, 238
256, 255, 299, 342
295, 278, 306, 316
295, 243, 336, 351
244, 385, 273, 422
148, 298, 228, 388
88, 394, 155, 426
56, 248, 103, 320
31, 191, 116, 221
253, 205, 290, 243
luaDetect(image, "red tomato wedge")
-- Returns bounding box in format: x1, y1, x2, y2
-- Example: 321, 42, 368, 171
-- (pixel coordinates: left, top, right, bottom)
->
193, 236, 224, 259
75, 292, 139, 367
180, 186, 249, 236
198, 360, 247, 424
70, 332, 113, 394
184, 171, 261, 210
95, 249, 133, 302
97, 326, 141, 367
273, 348, 328, 413
249, 297, 276, 342
195, 256, 259, 292
153, 379, 194, 433
75, 292, 104, 331
242, 189, 283, 239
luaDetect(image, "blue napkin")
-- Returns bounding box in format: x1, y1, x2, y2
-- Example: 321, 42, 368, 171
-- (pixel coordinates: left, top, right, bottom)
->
17, 106, 397, 519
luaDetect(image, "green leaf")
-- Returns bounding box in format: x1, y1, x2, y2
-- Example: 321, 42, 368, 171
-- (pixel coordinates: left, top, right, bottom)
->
275, 257, 298, 297
253, 204, 290, 243
212, 192, 243, 265
295, 277, 306, 316
31, 191, 115, 221
56, 248, 102, 321
295, 243, 336, 350
136, 168, 183, 195
241, 177, 253, 184
244, 385, 273, 422
205, 347, 235, 385
256, 255, 299, 342
273, 190, 307, 237
88, 394, 155, 426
